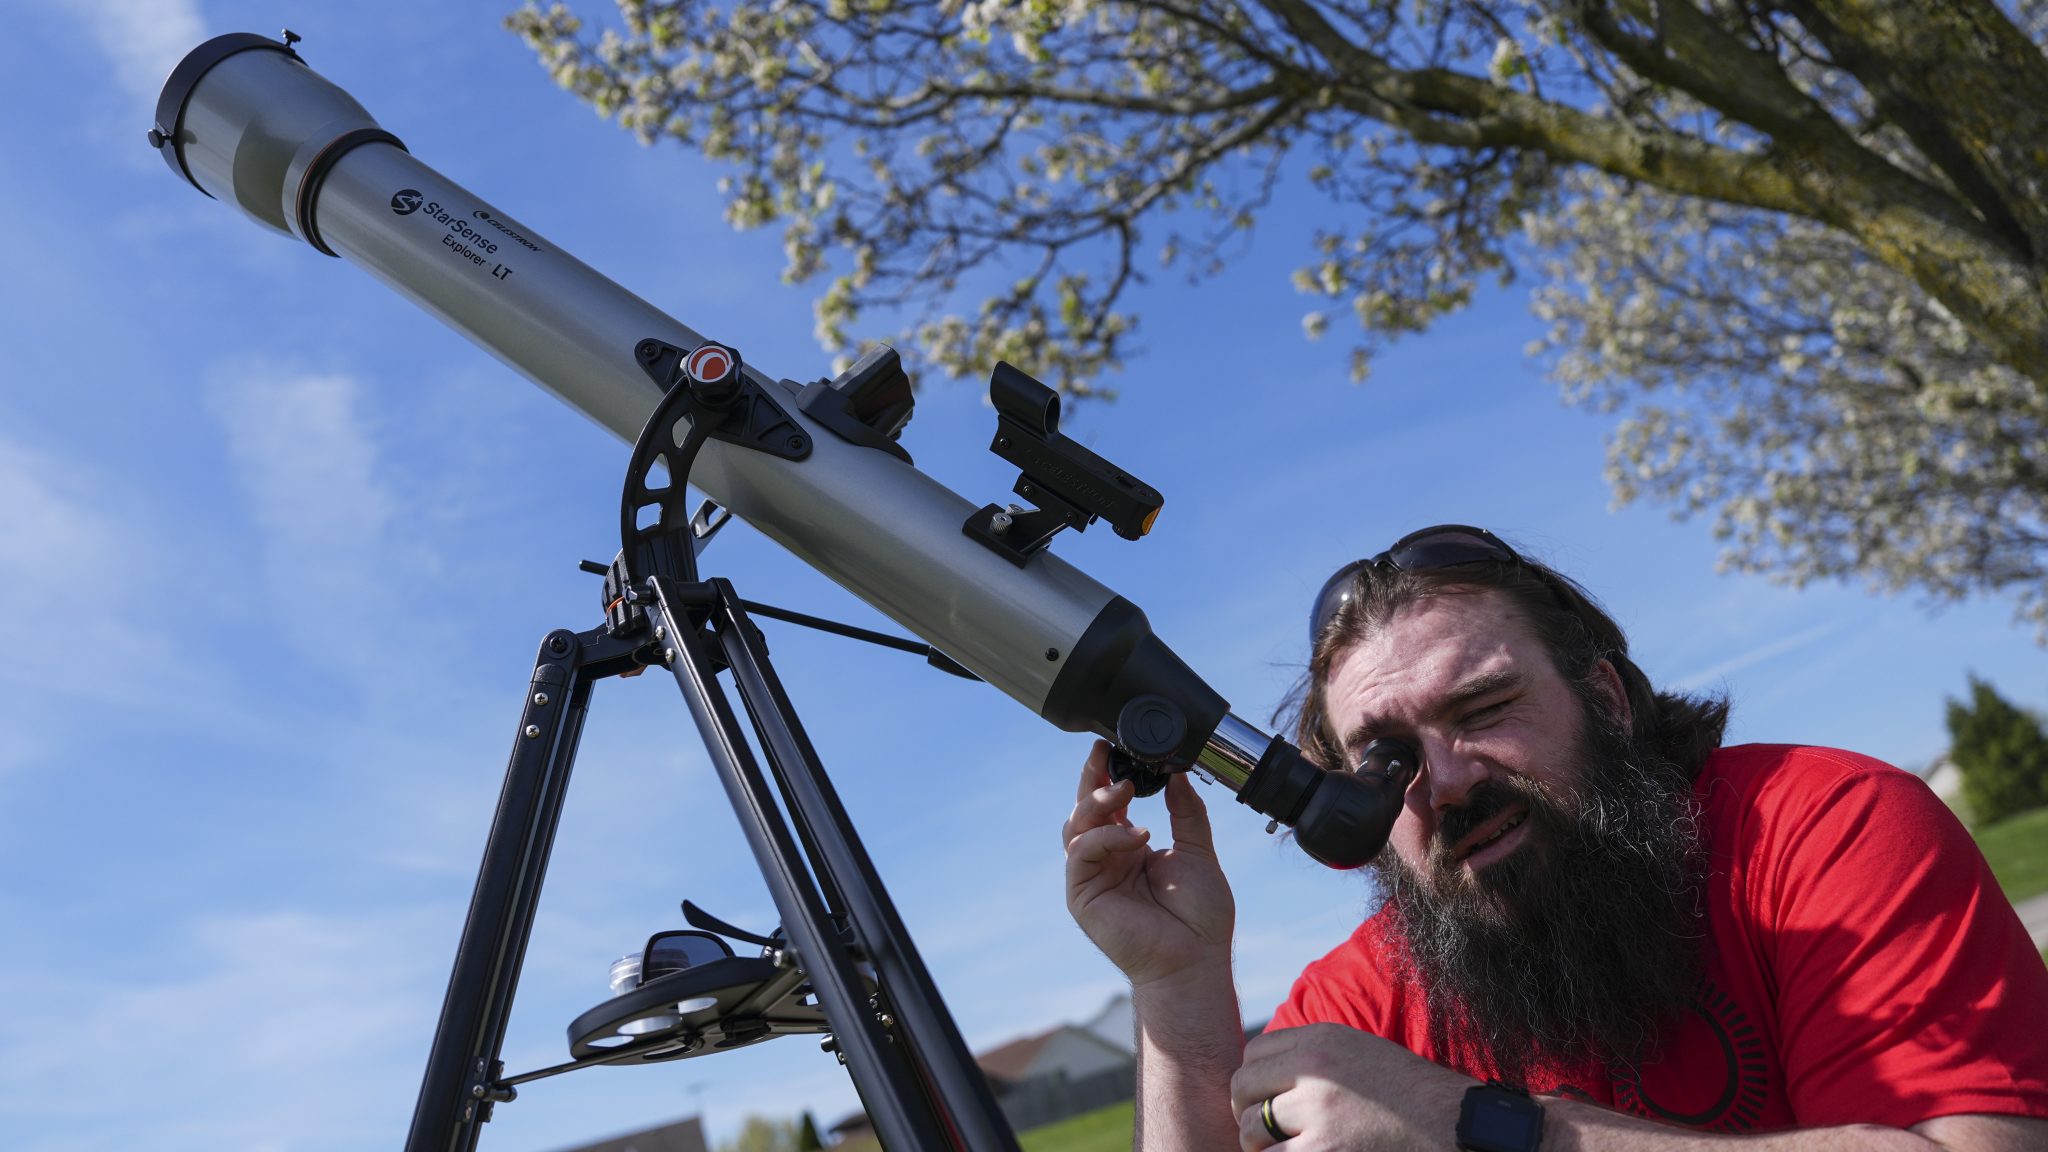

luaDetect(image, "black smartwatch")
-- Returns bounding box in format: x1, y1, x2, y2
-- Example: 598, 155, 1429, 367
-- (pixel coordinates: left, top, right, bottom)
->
1456, 1081, 1543, 1152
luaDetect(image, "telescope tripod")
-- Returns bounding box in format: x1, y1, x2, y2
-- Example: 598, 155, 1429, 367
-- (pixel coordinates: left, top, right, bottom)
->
405, 340, 1022, 1152
405, 575, 1021, 1152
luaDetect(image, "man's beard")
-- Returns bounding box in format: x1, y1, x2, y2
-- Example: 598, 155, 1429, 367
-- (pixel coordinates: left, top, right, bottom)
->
1371, 697, 1706, 1088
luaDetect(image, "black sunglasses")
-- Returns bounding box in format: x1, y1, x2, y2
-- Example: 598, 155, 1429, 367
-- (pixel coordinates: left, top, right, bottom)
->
1309, 524, 1521, 643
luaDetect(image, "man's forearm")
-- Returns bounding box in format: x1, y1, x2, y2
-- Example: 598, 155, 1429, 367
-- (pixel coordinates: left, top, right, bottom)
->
1542, 1100, 2044, 1152
1132, 964, 1244, 1152
1232, 1023, 2046, 1152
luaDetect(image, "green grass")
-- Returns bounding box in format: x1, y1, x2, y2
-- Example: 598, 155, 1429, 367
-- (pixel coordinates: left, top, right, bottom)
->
1017, 1101, 1133, 1152
832, 1100, 1133, 1152
1972, 805, 2048, 905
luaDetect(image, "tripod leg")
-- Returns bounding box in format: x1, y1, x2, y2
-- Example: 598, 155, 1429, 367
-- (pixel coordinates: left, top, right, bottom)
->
405, 627, 603, 1152
649, 577, 959, 1152
710, 580, 1020, 1152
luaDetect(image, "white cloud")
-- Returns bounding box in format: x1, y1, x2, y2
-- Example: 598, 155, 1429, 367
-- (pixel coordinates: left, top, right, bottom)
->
0, 907, 440, 1152
208, 366, 394, 556
1669, 620, 1844, 692
205, 363, 427, 671
51, 0, 206, 110
0, 430, 186, 722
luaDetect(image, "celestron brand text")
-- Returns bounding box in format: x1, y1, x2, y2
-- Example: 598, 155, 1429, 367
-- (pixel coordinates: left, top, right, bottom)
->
472, 209, 543, 252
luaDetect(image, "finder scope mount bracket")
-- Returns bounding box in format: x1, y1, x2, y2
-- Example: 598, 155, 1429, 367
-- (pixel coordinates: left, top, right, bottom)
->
797, 344, 916, 464
963, 363, 1163, 567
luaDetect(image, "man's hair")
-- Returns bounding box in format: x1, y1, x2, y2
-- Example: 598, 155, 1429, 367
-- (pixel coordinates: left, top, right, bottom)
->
1283, 553, 1729, 773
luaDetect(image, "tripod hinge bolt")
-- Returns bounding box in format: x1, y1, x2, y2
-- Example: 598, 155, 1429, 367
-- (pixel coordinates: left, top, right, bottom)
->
469, 1081, 517, 1104
654, 624, 666, 641
525, 725, 542, 738
664, 647, 678, 664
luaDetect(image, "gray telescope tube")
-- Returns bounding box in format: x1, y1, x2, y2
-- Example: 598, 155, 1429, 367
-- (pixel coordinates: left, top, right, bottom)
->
151, 33, 1283, 786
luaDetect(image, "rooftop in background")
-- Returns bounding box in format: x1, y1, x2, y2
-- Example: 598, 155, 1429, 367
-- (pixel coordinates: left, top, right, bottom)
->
553, 1113, 707, 1152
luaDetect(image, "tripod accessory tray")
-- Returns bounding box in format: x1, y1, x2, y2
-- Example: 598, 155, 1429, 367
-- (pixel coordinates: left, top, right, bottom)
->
567, 955, 837, 1063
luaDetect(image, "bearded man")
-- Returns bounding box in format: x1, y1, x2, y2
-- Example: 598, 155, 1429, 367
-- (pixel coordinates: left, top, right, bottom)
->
1063, 526, 2048, 1152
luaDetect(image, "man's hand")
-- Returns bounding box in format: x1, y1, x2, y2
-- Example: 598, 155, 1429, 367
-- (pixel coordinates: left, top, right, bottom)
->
1062, 740, 1235, 988
1229, 1023, 1470, 1152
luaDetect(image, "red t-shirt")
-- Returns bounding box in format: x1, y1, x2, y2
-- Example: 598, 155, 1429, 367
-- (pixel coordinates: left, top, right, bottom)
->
1270, 744, 2048, 1132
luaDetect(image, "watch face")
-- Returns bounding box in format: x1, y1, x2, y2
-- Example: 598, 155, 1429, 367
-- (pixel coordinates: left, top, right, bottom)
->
1460, 1087, 1542, 1152
1468, 1101, 1539, 1144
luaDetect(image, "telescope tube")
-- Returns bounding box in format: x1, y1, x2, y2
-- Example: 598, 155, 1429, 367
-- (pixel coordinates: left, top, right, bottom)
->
153, 34, 1403, 869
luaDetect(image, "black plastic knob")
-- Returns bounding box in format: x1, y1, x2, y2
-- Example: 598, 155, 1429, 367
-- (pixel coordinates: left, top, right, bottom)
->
1116, 694, 1186, 762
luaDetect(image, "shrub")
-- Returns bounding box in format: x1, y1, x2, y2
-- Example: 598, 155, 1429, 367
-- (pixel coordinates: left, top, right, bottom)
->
1946, 676, 2048, 825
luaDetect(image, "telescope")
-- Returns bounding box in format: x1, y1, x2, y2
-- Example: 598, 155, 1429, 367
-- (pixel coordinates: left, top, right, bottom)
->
152, 32, 1416, 1152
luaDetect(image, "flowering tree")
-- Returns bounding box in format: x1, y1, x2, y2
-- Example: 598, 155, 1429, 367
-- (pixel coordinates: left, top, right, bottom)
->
510, 0, 2048, 632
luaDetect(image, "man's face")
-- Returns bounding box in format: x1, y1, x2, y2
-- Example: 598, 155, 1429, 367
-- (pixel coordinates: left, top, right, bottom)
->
1321, 589, 1599, 895
1317, 586, 1703, 1083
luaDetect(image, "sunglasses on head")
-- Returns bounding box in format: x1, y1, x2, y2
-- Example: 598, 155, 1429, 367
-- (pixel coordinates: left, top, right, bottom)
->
1308, 524, 1521, 643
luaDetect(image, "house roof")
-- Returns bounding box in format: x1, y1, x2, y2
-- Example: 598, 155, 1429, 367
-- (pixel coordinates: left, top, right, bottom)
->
552, 1114, 708, 1152
974, 1027, 1057, 1083
827, 1109, 872, 1136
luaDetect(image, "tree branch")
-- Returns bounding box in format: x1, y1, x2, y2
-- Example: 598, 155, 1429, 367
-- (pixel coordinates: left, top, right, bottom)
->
1797, 0, 2048, 259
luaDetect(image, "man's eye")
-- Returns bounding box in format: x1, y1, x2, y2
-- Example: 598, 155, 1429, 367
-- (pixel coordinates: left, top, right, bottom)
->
1353, 738, 1417, 780
1464, 701, 1511, 726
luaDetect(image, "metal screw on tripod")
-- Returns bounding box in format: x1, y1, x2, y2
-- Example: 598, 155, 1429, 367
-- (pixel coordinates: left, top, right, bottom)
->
664, 647, 678, 663
654, 624, 666, 641
532, 692, 549, 706
990, 511, 1013, 535
471, 1084, 486, 1098
525, 725, 541, 738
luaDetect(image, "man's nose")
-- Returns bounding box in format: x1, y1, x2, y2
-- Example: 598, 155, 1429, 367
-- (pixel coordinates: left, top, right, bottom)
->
1419, 738, 1491, 812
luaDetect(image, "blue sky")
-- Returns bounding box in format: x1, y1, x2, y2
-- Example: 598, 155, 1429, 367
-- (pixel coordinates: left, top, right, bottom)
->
2, 3, 2043, 1150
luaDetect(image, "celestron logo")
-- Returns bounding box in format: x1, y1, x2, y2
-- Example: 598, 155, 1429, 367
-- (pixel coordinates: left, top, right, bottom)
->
390, 188, 423, 215
471, 208, 543, 253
